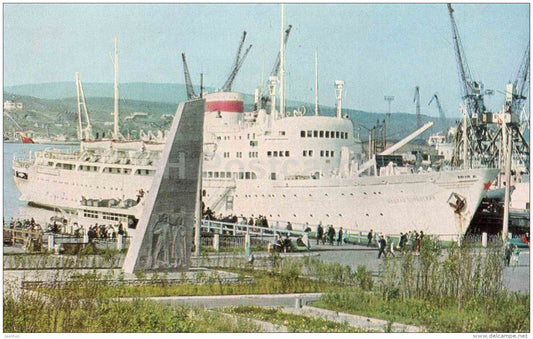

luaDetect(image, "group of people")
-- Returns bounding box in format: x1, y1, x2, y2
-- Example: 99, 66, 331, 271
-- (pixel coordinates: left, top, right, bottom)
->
368, 229, 426, 259
504, 242, 521, 267
84, 222, 126, 242
5, 217, 43, 232
316, 222, 344, 246
203, 206, 270, 229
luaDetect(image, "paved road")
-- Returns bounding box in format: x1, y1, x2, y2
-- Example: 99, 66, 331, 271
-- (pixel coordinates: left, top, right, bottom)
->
310, 243, 530, 294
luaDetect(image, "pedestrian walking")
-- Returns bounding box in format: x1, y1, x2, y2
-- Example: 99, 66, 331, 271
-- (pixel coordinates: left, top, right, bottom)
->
378, 235, 387, 259
504, 242, 512, 267
316, 222, 324, 245
337, 227, 343, 246
367, 229, 373, 247
512, 245, 521, 267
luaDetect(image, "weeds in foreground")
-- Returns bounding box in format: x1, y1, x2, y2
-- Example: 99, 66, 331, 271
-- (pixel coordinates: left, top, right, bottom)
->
317, 239, 530, 332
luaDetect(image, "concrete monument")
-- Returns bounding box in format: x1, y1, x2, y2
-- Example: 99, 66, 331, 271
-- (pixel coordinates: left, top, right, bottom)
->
123, 99, 204, 273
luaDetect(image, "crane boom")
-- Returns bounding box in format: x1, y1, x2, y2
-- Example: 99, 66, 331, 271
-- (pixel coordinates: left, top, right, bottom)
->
447, 3, 485, 117
222, 31, 251, 92
414, 86, 422, 128
181, 53, 198, 100
428, 93, 446, 128
510, 43, 530, 115
270, 25, 293, 77
379, 122, 434, 156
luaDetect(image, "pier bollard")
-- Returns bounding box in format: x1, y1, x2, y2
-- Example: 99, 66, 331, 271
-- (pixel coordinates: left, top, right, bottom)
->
213, 233, 220, 251
48, 234, 55, 251
117, 234, 123, 251
482, 232, 488, 248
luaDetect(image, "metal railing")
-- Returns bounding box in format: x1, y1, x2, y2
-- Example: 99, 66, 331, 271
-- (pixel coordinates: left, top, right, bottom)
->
201, 219, 307, 240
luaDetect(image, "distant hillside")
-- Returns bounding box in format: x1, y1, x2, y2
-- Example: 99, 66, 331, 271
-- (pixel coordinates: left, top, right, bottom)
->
4, 82, 455, 142
4, 82, 190, 104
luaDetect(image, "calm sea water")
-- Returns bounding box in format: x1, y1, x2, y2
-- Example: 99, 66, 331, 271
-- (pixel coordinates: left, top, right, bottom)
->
3, 142, 79, 225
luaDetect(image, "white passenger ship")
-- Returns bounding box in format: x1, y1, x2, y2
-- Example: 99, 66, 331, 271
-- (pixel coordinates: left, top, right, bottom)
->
12, 16, 499, 241
12, 85, 498, 240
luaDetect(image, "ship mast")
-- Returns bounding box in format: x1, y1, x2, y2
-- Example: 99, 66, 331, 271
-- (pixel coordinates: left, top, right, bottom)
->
279, 4, 285, 119
112, 37, 120, 140
315, 49, 319, 116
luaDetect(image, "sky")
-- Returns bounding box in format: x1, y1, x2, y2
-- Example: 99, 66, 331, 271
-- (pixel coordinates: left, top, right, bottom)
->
3, 2, 530, 117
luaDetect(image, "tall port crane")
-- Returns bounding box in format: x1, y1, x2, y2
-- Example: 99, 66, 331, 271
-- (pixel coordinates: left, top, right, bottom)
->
508, 44, 530, 123
413, 86, 422, 129
428, 93, 447, 131
221, 31, 253, 92
447, 3, 486, 118
181, 53, 198, 100
447, 4, 529, 173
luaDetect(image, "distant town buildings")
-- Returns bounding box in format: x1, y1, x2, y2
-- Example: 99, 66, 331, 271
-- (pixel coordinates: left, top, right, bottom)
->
4, 100, 23, 111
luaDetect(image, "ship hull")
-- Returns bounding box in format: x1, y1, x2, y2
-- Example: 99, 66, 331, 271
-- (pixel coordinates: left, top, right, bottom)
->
204, 168, 499, 240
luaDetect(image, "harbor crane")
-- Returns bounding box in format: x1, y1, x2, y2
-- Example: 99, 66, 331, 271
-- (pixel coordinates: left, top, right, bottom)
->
508, 43, 530, 124
221, 31, 253, 92
258, 25, 293, 109
413, 86, 422, 129
181, 53, 199, 100
447, 4, 486, 118
428, 93, 447, 131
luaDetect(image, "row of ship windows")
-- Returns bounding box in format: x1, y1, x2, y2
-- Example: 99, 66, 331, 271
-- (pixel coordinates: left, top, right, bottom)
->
303, 150, 335, 157
301, 130, 348, 139
220, 150, 335, 159
267, 151, 290, 157
83, 210, 128, 221
202, 171, 258, 180
52, 162, 154, 176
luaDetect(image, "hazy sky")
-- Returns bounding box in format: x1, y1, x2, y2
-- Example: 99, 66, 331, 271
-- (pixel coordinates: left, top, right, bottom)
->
3, 3, 529, 117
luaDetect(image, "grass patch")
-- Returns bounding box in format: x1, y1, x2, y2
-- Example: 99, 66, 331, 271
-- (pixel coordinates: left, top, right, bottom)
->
220, 305, 368, 332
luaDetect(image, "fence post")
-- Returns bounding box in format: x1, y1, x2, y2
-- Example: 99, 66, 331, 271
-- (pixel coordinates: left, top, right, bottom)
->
214, 233, 220, 251
482, 232, 488, 248
48, 234, 55, 251
117, 234, 123, 251
245, 231, 251, 256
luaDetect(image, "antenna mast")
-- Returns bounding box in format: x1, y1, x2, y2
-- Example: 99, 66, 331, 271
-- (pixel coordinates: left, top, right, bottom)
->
315, 50, 319, 116
113, 37, 119, 140
279, 4, 285, 119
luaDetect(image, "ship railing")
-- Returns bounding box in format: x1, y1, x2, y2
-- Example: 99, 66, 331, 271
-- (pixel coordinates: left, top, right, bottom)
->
12, 157, 34, 168
201, 219, 307, 241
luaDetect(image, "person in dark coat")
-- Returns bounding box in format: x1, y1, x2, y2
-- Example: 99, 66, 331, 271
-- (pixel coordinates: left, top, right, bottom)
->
378, 235, 387, 259
504, 242, 512, 267
316, 222, 324, 245
337, 227, 343, 246
327, 226, 335, 245
367, 229, 373, 247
